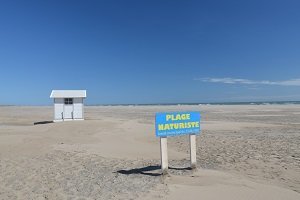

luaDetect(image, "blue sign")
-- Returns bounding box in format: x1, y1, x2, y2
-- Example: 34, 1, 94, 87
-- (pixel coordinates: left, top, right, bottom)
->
155, 112, 201, 137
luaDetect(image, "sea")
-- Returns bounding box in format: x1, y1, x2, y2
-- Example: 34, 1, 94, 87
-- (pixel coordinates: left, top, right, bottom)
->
89, 101, 300, 106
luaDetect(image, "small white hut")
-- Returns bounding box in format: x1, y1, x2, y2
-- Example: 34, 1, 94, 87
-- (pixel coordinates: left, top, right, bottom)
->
50, 90, 87, 122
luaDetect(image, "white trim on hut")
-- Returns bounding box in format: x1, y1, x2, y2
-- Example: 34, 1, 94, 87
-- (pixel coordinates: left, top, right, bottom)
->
50, 90, 86, 122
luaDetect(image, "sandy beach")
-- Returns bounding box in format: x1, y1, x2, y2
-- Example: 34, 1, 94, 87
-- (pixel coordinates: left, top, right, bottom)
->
0, 105, 299, 199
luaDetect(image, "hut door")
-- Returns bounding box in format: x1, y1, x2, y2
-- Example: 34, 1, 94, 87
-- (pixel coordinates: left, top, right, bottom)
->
63, 98, 74, 119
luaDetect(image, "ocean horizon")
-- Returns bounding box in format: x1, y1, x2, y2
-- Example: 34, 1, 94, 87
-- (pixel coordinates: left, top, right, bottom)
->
88, 101, 300, 106
1, 100, 300, 107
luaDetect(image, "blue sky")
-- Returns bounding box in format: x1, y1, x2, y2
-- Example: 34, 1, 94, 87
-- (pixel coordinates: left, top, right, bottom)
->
0, 0, 299, 105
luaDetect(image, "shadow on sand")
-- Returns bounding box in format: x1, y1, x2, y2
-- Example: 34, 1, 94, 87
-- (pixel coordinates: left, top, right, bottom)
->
169, 166, 193, 170
117, 165, 193, 177
117, 165, 162, 177
33, 121, 54, 125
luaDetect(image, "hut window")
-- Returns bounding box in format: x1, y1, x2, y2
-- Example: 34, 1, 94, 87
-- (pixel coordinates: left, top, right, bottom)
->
64, 98, 73, 105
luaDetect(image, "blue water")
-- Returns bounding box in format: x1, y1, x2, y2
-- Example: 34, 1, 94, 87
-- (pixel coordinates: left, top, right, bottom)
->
88, 101, 300, 106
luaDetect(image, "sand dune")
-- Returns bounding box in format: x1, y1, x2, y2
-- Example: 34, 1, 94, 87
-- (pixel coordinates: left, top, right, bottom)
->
144, 169, 300, 200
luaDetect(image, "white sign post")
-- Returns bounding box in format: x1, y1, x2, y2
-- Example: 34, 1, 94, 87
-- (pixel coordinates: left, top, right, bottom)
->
160, 137, 168, 175
189, 134, 197, 169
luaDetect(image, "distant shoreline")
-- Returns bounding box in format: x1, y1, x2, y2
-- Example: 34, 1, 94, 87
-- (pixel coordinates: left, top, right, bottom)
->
88, 101, 300, 106
2, 101, 300, 106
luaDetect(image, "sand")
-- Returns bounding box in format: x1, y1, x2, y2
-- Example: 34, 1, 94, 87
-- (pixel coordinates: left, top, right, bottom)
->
0, 105, 299, 199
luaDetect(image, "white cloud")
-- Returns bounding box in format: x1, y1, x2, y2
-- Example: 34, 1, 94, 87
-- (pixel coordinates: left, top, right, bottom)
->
195, 77, 300, 86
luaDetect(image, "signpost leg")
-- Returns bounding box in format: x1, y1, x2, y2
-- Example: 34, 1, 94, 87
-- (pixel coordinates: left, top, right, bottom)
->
189, 134, 197, 169
160, 137, 168, 175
